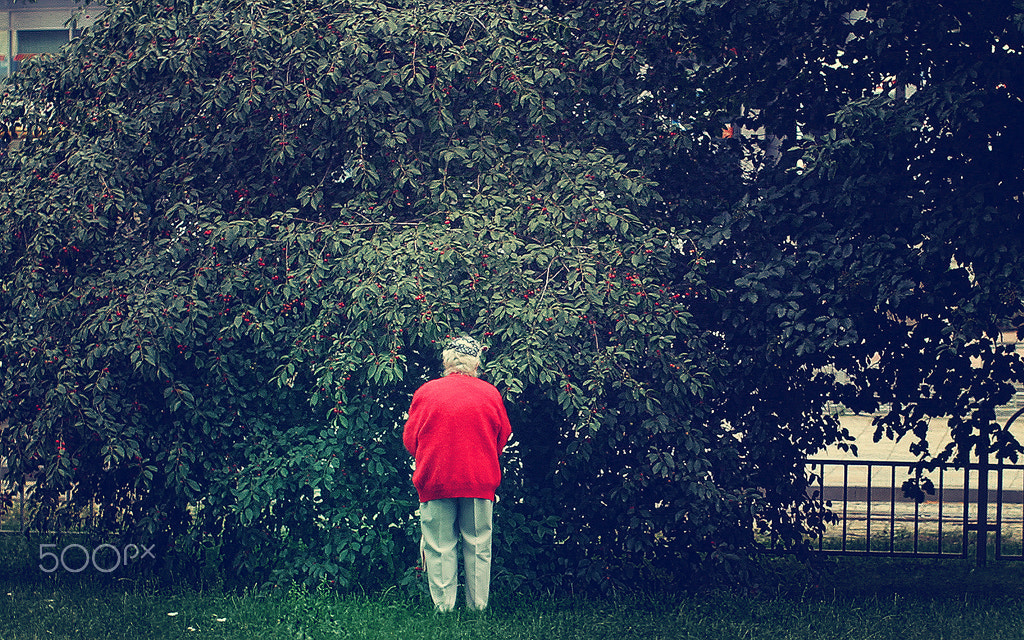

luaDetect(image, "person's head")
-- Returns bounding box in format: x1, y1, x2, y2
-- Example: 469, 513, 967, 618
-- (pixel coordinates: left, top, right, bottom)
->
442, 335, 482, 377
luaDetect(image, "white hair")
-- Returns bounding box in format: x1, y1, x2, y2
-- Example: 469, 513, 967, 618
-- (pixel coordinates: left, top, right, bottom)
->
442, 348, 480, 377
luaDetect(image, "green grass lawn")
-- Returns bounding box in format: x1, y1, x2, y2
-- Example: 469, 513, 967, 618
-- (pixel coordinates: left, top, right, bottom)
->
3, 534, 1024, 639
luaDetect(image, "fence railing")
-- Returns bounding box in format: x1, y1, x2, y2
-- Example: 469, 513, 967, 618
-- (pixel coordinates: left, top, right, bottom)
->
804, 404, 1024, 565
805, 457, 1024, 564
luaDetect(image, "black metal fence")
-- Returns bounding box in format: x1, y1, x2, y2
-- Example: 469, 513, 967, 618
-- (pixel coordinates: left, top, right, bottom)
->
806, 457, 1024, 565
804, 404, 1024, 565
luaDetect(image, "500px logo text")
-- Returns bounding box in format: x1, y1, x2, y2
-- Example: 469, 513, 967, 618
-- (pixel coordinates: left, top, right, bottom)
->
39, 543, 156, 573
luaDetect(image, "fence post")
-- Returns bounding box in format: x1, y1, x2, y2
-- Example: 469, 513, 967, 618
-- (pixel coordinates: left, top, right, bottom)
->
976, 422, 990, 568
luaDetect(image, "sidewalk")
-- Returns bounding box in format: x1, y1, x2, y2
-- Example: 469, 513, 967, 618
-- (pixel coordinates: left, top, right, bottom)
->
818, 332, 1024, 464
815, 400, 1024, 488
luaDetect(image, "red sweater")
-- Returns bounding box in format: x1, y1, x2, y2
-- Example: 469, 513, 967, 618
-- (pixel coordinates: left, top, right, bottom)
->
402, 373, 512, 503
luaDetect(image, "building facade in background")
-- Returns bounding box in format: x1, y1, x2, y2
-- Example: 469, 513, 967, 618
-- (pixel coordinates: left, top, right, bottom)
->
0, 0, 103, 77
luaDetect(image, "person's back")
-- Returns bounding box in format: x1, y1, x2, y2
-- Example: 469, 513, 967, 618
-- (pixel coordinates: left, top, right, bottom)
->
403, 373, 509, 503
402, 336, 511, 611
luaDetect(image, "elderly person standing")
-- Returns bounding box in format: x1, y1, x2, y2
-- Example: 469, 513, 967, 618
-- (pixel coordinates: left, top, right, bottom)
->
402, 336, 512, 612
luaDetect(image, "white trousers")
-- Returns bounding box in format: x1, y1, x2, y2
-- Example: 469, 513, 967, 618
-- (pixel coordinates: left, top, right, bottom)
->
419, 498, 493, 611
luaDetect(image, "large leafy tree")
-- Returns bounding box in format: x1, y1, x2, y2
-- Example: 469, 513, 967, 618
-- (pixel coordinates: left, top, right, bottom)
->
1, 0, 1022, 590
0, 0, 737, 590
631, 0, 1024, 530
